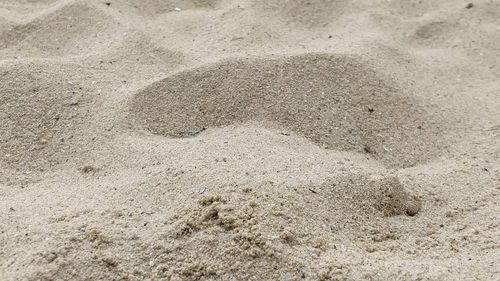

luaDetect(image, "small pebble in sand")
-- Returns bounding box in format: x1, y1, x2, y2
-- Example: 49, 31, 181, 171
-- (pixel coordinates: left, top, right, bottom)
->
330, 224, 338, 233
174, 7, 181, 12
80, 165, 99, 174
197, 185, 206, 194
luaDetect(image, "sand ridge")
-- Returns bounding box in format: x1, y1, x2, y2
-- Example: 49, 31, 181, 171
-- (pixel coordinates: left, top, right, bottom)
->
0, 1, 124, 58
130, 53, 445, 168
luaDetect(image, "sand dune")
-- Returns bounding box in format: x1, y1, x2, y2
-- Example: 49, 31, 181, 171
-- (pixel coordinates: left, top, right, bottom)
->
0, 0, 499, 280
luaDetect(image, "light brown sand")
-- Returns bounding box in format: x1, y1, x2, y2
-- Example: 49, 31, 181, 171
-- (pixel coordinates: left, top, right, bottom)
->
0, 0, 499, 280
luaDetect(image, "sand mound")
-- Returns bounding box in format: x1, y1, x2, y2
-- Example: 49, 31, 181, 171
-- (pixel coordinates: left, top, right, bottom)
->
92, 31, 184, 73
0, 64, 97, 179
130, 53, 443, 168
0, 0, 57, 14
411, 21, 451, 43
405, 2, 500, 51
25, 175, 420, 280
254, 0, 349, 27
1, 0, 56, 6
107, 0, 220, 16
0, 2, 122, 58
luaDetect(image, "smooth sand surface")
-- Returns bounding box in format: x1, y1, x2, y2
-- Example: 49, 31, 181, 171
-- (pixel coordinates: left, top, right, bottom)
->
0, 0, 499, 280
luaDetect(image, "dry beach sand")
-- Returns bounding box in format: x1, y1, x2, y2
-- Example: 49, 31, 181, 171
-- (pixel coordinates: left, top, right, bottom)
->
0, 0, 499, 280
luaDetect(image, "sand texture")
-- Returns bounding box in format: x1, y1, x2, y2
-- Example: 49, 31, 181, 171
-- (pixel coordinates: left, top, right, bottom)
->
1, 0, 499, 280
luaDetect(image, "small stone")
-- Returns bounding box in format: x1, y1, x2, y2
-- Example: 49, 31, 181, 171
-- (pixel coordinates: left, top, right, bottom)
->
174, 7, 181, 11
80, 165, 98, 174
280, 230, 296, 243
197, 185, 206, 194
330, 224, 337, 233
465, 3, 474, 9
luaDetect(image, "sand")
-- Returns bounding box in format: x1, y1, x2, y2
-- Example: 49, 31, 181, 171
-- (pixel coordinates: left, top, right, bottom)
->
0, 0, 499, 280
